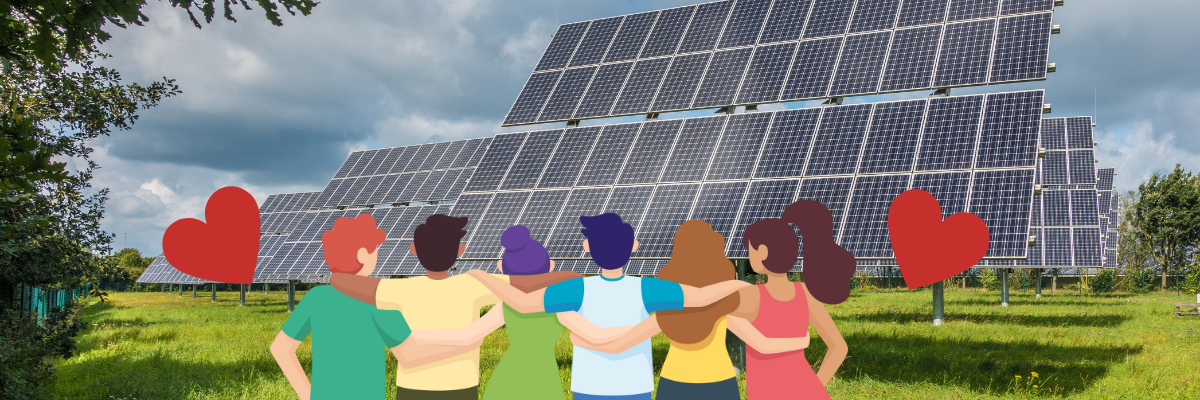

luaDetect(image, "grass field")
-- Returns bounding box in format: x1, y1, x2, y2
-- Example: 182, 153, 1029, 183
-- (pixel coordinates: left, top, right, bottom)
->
52, 286, 1199, 399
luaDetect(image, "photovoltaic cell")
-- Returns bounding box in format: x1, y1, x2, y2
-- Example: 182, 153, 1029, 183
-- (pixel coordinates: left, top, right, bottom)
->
728, 179, 800, 257
347, 150, 378, 177
916, 95, 983, 171
500, 130, 562, 190
975, 90, 1043, 168
576, 124, 639, 186
758, 0, 814, 44
660, 116, 727, 182
433, 141, 466, 170
417, 142, 451, 172
841, 174, 911, 258
401, 144, 434, 173
602, 186, 655, 233
1070, 189, 1099, 226
1002, 0, 1055, 14
911, 172, 972, 217
677, 1, 733, 54
933, 20, 995, 87
617, 119, 682, 185
442, 169, 472, 200
755, 108, 821, 178
570, 17, 623, 67
388, 146, 420, 174
1043, 227, 1071, 266
545, 187, 610, 258
736, 42, 798, 103
1041, 189, 1070, 226
651, 53, 712, 112
450, 138, 485, 169
574, 62, 634, 118
805, 104, 872, 176
535, 22, 589, 71
688, 181, 749, 240
464, 191, 531, 259
1066, 116, 1093, 149
805, 0, 855, 38
1097, 168, 1114, 191
780, 37, 843, 100
830, 31, 891, 96
639, 6, 695, 58
968, 168, 1035, 258
1041, 151, 1068, 185
706, 113, 770, 180
990, 13, 1051, 82
1073, 227, 1103, 266
465, 133, 525, 192
332, 152, 363, 179
539, 67, 596, 121
504, 71, 561, 125
514, 189, 570, 244
605, 12, 658, 63
897, 0, 948, 27
849, 0, 901, 33
858, 100, 925, 173
879, 25, 941, 92
693, 48, 753, 108
637, 184, 701, 257
948, 0, 999, 21
612, 58, 672, 115
398, 171, 430, 202
1068, 150, 1096, 184
537, 127, 601, 188
718, 0, 772, 48
413, 170, 447, 201
448, 193, 492, 239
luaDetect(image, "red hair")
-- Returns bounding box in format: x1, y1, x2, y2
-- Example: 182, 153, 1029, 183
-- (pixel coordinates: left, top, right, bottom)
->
321, 213, 387, 274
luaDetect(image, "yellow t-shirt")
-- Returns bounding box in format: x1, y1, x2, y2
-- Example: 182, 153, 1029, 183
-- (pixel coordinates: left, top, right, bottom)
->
659, 316, 736, 383
375, 274, 509, 391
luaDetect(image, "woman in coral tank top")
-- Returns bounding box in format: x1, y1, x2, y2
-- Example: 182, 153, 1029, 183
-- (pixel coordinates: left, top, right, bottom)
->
727, 200, 856, 399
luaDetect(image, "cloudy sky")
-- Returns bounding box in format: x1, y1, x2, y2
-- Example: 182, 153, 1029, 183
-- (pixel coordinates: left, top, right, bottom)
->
92, 0, 1200, 255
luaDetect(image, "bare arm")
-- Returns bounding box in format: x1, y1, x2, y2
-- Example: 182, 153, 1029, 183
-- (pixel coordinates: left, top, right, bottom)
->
391, 336, 485, 370
410, 303, 505, 346
465, 270, 545, 313
557, 311, 634, 344
570, 314, 661, 354
805, 283, 846, 386
727, 315, 808, 354
269, 331, 310, 400
330, 273, 381, 306
728, 285, 760, 321
682, 280, 752, 308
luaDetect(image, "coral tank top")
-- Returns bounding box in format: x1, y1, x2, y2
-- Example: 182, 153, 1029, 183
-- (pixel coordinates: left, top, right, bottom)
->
746, 282, 830, 400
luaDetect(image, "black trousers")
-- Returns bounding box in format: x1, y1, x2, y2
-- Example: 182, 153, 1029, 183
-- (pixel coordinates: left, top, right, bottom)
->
656, 377, 740, 400
395, 386, 478, 400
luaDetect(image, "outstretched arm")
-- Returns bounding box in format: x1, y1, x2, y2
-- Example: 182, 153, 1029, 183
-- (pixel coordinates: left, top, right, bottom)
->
557, 311, 634, 344
410, 303, 505, 346
330, 273, 381, 306
727, 315, 808, 354
681, 280, 752, 308
269, 331, 311, 400
806, 283, 846, 386
465, 270, 545, 313
569, 314, 660, 354
391, 336, 486, 370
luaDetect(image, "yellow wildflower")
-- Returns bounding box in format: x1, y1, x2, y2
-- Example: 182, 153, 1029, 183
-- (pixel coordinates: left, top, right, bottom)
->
1031, 372, 1039, 378
1034, 385, 1039, 388
1016, 375, 1022, 379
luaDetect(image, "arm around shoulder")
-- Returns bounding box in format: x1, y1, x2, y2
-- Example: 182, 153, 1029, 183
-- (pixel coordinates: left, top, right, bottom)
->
681, 280, 752, 308
330, 273, 381, 306
466, 270, 547, 313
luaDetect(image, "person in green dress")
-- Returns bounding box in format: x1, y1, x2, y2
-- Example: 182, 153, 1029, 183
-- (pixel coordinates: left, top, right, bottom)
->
409, 225, 584, 400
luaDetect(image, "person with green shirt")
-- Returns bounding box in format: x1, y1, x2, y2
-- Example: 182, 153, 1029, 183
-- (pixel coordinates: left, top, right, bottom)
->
270, 214, 479, 400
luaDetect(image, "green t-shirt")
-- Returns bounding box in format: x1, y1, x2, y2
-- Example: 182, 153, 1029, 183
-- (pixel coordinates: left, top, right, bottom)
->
281, 285, 411, 400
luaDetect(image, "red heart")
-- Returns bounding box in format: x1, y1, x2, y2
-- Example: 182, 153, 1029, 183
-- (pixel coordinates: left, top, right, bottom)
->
162, 186, 260, 284
888, 189, 989, 289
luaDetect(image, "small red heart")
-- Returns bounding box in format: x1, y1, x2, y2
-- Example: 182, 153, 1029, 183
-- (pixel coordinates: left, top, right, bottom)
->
888, 189, 989, 289
162, 186, 260, 284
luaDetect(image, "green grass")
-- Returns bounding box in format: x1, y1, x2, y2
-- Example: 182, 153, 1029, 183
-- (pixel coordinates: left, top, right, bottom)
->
52, 286, 1199, 399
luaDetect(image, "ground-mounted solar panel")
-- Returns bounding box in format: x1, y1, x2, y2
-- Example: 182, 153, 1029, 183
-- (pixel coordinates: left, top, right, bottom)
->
504, 0, 1056, 126
1040, 117, 1096, 186
456, 90, 1044, 275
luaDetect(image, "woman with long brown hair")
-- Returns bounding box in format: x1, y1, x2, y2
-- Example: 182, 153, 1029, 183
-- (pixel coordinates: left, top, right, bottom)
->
573, 220, 809, 399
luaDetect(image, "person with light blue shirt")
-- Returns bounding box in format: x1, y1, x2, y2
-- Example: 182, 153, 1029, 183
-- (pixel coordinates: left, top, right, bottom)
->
466, 213, 749, 399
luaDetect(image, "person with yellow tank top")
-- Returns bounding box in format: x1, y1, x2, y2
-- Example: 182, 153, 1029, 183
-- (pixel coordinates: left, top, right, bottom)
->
572, 220, 812, 399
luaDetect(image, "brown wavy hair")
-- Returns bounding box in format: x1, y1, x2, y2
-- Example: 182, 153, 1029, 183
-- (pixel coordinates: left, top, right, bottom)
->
656, 220, 740, 344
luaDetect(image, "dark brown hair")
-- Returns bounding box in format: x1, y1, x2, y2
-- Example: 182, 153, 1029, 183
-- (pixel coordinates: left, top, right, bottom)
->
413, 214, 467, 272
656, 220, 739, 344
742, 201, 856, 305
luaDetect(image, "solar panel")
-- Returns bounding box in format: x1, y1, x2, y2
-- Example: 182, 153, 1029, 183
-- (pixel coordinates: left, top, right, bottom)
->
505, 2, 1056, 126
618, 119, 683, 185
1040, 117, 1096, 186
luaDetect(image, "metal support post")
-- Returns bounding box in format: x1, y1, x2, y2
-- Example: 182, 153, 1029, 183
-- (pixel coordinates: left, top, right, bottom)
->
287, 280, 297, 312
1000, 269, 1010, 307
240, 284, 247, 306
192, 284, 197, 298
1035, 269, 1043, 298
265, 283, 269, 294
932, 280, 945, 326
211, 283, 216, 302
179, 284, 184, 297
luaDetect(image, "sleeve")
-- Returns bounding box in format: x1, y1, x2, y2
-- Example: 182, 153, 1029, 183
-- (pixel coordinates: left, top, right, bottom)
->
280, 289, 317, 340
543, 277, 585, 313
376, 279, 406, 311
641, 277, 684, 313
473, 274, 512, 309
372, 309, 412, 348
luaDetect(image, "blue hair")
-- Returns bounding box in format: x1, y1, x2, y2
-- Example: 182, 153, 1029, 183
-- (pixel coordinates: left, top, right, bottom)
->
580, 213, 635, 270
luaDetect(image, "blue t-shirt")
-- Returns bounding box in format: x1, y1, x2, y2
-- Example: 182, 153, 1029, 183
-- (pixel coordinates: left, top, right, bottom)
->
543, 275, 684, 395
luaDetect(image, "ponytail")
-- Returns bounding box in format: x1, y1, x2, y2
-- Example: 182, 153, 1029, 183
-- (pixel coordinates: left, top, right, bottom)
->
781, 200, 856, 305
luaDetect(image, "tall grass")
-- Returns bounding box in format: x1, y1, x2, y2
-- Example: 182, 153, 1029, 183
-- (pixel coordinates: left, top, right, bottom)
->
52, 286, 1199, 399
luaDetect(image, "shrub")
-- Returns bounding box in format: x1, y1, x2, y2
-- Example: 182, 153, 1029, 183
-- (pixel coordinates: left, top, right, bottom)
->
1090, 269, 1116, 293
1117, 268, 1158, 293
1182, 270, 1200, 295
979, 269, 999, 291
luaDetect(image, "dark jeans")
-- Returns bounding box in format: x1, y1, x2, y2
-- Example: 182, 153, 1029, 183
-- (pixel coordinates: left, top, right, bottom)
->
655, 377, 740, 400
396, 386, 478, 400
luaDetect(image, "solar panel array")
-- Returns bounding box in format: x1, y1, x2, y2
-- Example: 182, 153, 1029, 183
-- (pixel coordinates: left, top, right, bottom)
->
1037, 116, 1095, 186
136, 255, 213, 284
457, 89, 1044, 275
1097, 167, 1119, 268
505, 0, 1057, 126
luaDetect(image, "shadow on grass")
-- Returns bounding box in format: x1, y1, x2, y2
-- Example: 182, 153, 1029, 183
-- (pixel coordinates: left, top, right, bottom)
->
846, 310, 1129, 327
807, 332, 1142, 396
945, 296, 1123, 307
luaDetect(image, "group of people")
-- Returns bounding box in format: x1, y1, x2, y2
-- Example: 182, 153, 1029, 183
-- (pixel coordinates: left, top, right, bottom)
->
270, 201, 854, 400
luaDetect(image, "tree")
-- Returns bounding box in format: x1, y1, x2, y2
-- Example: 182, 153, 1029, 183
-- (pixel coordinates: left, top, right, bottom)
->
105, 248, 154, 283
2, 1, 316, 397
1131, 164, 1200, 292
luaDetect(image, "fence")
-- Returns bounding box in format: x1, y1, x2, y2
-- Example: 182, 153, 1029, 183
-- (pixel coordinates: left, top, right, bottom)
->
17, 284, 89, 320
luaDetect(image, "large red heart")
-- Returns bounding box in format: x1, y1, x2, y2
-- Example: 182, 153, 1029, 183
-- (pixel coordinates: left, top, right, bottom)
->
162, 186, 259, 284
888, 189, 989, 289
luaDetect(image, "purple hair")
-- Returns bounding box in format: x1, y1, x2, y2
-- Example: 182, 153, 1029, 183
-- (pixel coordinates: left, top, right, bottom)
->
580, 213, 634, 270
500, 225, 551, 275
